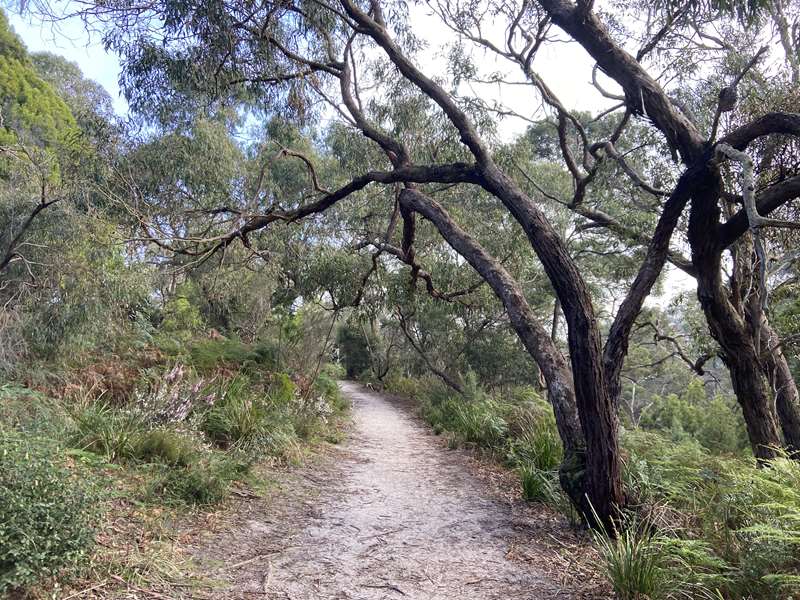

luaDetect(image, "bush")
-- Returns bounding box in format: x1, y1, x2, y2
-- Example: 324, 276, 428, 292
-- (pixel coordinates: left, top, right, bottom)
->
188, 338, 277, 372
382, 373, 423, 398
201, 376, 297, 457
639, 383, 748, 456
418, 386, 508, 451
314, 372, 346, 410
268, 372, 296, 406
132, 428, 197, 466
148, 456, 248, 506
69, 404, 147, 462
0, 434, 96, 593
622, 429, 800, 597
0, 384, 70, 438
505, 397, 563, 471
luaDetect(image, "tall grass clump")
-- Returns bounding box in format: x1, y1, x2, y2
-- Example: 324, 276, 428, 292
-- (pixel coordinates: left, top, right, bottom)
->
69, 404, 148, 462
0, 433, 96, 593
594, 520, 664, 600
593, 512, 729, 600
200, 375, 298, 457
148, 456, 249, 506
416, 380, 508, 450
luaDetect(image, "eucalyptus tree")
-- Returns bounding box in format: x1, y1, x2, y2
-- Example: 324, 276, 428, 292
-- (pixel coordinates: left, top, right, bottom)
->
433, 0, 800, 456
24, 0, 800, 526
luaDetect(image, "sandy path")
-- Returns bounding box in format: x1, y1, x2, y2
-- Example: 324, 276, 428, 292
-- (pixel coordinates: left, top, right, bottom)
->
193, 381, 585, 599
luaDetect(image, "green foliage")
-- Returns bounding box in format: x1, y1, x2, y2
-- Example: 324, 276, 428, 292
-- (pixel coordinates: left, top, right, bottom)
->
160, 283, 205, 339
336, 320, 373, 378
594, 522, 664, 600
382, 373, 423, 398
133, 428, 197, 466
187, 337, 278, 371
269, 371, 296, 405
640, 380, 749, 456
0, 433, 96, 593
201, 376, 298, 456
593, 517, 729, 600
418, 388, 507, 449
0, 383, 70, 437
0, 10, 80, 175
148, 456, 248, 506
518, 463, 559, 503
623, 429, 800, 597
69, 405, 148, 463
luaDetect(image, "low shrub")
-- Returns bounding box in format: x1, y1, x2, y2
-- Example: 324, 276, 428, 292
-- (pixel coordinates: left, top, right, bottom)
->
201, 376, 298, 457
69, 404, 148, 462
148, 456, 248, 506
132, 428, 198, 466
594, 519, 730, 600
0, 434, 96, 593
0, 384, 70, 438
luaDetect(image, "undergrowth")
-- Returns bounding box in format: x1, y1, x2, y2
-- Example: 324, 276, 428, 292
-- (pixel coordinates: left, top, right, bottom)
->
0, 335, 346, 597
382, 373, 800, 599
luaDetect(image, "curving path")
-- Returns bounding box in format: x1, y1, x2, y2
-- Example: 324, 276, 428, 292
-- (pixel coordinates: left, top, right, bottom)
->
196, 381, 586, 599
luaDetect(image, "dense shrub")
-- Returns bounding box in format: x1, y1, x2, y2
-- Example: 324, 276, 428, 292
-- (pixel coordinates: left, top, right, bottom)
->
382, 373, 423, 398
639, 382, 749, 456
201, 376, 298, 456
70, 404, 148, 462
0, 383, 70, 437
622, 429, 800, 598
0, 434, 96, 593
188, 338, 278, 372
148, 456, 249, 506
133, 428, 198, 466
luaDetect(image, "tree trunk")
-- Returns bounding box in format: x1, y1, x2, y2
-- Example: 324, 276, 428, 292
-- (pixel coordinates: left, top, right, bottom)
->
400, 189, 598, 518
761, 319, 800, 454
694, 260, 783, 458
345, 0, 624, 527
478, 167, 625, 529
725, 352, 784, 460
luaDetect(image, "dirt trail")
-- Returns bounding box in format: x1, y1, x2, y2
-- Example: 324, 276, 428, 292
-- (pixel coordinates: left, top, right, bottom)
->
189, 382, 596, 599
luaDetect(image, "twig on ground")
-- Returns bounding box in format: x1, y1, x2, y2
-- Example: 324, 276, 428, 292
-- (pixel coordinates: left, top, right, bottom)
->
110, 575, 172, 599
262, 561, 274, 593
361, 583, 407, 595
62, 580, 108, 599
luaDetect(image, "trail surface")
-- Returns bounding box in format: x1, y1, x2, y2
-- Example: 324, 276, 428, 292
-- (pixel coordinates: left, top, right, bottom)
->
188, 381, 599, 599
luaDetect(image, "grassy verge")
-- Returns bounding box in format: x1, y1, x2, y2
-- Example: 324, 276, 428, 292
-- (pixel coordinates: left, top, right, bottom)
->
0, 339, 347, 598
380, 374, 800, 599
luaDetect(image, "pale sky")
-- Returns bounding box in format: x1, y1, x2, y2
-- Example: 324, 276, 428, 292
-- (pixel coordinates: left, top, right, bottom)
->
8, 11, 128, 114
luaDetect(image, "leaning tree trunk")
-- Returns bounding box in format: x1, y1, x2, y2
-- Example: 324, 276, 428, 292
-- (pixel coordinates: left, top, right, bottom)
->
344, 0, 624, 528
398, 189, 596, 512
